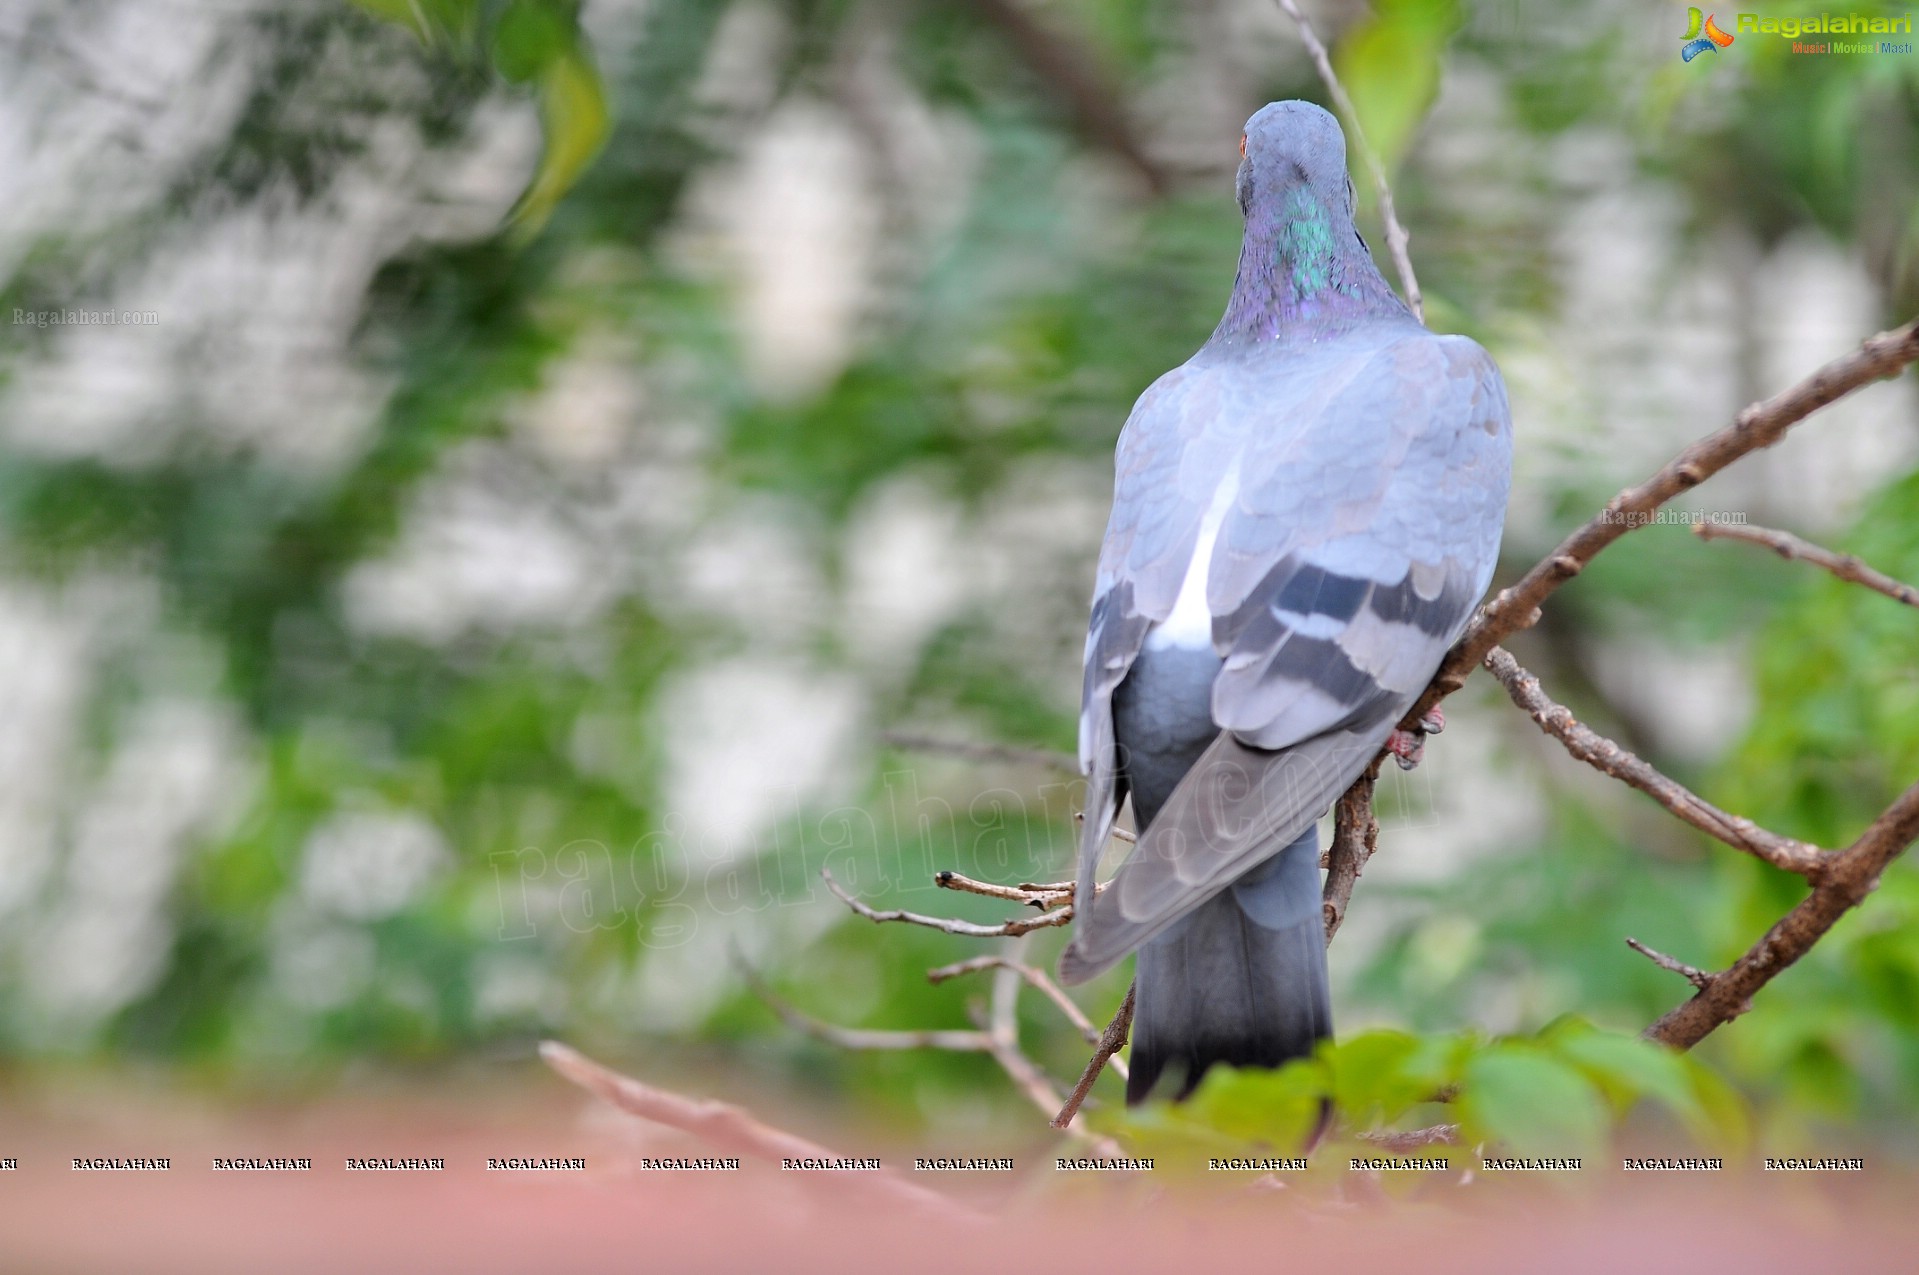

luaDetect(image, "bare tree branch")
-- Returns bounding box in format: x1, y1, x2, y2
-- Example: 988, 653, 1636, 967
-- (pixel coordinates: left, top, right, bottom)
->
1408, 318, 1919, 732
1694, 522, 1919, 609
1484, 646, 1830, 879
1272, 0, 1423, 323
539, 1041, 981, 1223
823, 867, 1073, 937
1625, 937, 1713, 991
1323, 760, 1383, 945
1645, 777, 1919, 1050
1051, 982, 1134, 1130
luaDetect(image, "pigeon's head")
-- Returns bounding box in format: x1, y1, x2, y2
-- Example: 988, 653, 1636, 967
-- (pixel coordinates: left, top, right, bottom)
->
1234, 101, 1356, 226
1214, 101, 1405, 335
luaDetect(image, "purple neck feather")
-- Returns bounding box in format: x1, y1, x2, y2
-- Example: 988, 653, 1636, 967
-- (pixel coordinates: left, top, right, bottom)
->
1210, 184, 1407, 347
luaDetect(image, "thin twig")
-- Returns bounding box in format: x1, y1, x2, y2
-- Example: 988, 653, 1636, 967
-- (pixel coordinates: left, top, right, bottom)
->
927, 955, 1128, 1078
741, 943, 1120, 1150
1272, 0, 1422, 323
882, 731, 1079, 774
1074, 810, 1137, 844
1646, 777, 1919, 1050
970, 988, 1062, 1122
1485, 646, 1830, 879
1360, 1123, 1460, 1152
823, 867, 1073, 937
740, 968, 994, 1053
972, 969, 1128, 1157
539, 1041, 979, 1223
1407, 319, 1919, 733
1626, 937, 1713, 991
934, 870, 1078, 911
1051, 982, 1135, 1130
1694, 522, 1919, 609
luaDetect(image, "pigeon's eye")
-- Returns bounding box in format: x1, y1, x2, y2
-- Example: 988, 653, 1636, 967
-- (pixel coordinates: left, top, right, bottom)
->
1238, 134, 1247, 159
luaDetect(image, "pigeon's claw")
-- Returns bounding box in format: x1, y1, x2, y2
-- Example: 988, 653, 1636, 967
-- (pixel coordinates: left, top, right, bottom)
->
1386, 707, 1445, 770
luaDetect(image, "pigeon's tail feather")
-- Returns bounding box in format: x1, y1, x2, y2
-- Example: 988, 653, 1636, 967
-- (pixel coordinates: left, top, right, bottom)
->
1060, 722, 1386, 985
1126, 824, 1330, 1105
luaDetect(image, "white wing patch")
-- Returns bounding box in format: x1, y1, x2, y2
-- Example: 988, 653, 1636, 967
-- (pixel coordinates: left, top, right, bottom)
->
1145, 459, 1241, 651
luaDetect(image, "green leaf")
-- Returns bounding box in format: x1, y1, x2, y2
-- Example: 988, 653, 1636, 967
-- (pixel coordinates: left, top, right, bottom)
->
492, 0, 570, 84
1681, 1052, 1753, 1156
1332, 0, 1462, 176
1180, 1057, 1332, 1150
351, 0, 478, 44
1457, 1043, 1609, 1159
509, 48, 611, 237
1327, 1028, 1456, 1126
1546, 1019, 1709, 1126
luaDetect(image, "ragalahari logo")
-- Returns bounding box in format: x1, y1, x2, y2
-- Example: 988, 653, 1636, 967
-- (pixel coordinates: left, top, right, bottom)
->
1682, 8, 1736, 59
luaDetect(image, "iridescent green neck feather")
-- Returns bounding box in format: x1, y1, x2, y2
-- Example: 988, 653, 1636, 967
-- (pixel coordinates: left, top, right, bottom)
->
1212, 183, 1407, 346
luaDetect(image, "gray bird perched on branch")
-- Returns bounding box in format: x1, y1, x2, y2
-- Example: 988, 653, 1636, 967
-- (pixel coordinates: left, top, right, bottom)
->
1057, 101, 1512, 1107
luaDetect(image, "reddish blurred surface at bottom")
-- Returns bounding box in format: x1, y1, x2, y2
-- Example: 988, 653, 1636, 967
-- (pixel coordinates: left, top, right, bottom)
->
1, 1090, 1912, 1274
5, 1168, 1913, 1275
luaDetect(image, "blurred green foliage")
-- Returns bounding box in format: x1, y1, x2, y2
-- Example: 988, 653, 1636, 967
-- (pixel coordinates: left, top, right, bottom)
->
1116, 1018, 1746, 1175
1, 0, 1916, 1170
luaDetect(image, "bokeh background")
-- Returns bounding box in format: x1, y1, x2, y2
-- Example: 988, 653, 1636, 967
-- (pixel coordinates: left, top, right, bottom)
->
1, 0, 1917, 1162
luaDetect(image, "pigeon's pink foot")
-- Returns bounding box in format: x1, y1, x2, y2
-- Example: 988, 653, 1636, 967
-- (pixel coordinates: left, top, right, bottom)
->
1386, 728, 1424, 770
1386, 707, 1445, 771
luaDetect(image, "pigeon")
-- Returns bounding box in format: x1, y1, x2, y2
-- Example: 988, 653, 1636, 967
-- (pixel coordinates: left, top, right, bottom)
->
1057, 101, 1512, 1108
